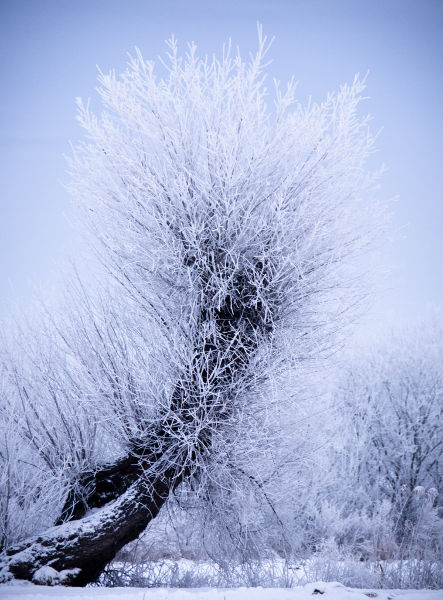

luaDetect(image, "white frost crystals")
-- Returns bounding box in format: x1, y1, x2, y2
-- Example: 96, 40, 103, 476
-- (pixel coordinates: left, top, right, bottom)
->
66, 28, 386, 473
1, 28, 388, 586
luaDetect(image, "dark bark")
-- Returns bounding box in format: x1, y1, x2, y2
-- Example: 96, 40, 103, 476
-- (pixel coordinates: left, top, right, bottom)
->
56, 454, 141, 525
2, 472, 180, 586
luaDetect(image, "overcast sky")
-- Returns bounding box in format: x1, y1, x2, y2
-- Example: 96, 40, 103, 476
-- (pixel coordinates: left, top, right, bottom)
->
1, 0, 442, 336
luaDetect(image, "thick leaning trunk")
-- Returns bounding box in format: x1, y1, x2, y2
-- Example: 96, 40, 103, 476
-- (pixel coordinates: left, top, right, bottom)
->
0, 472, 178, 586
0, 257, 274, 586
56, 260, 272, 527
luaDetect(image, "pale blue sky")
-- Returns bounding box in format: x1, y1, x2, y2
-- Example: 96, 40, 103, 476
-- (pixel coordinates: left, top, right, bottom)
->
1, 0, 442, 334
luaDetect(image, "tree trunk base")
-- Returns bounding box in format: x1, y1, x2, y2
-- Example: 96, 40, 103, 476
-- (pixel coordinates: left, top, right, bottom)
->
0, 475, 173, 586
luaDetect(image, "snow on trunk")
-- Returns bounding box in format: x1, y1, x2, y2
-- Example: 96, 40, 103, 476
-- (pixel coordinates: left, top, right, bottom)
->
0, 475, 174, 586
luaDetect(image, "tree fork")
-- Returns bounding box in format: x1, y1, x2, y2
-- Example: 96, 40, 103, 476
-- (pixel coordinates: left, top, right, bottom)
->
56, 453, 142, 524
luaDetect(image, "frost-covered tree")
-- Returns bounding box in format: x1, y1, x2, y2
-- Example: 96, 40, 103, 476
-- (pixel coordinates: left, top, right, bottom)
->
335, 314, 442, 509
0, 30, 383, 586
318, 313, 443, 563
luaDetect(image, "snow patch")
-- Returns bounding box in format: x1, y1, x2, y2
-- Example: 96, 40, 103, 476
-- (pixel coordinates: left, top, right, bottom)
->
0, 567, 12, 584
32, 566, 81, 585
32, 567, 59, 585
1, 582, 442, 599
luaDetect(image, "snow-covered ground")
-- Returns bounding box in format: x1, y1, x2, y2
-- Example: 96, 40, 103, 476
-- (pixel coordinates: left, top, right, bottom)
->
0, 582, 441, 600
